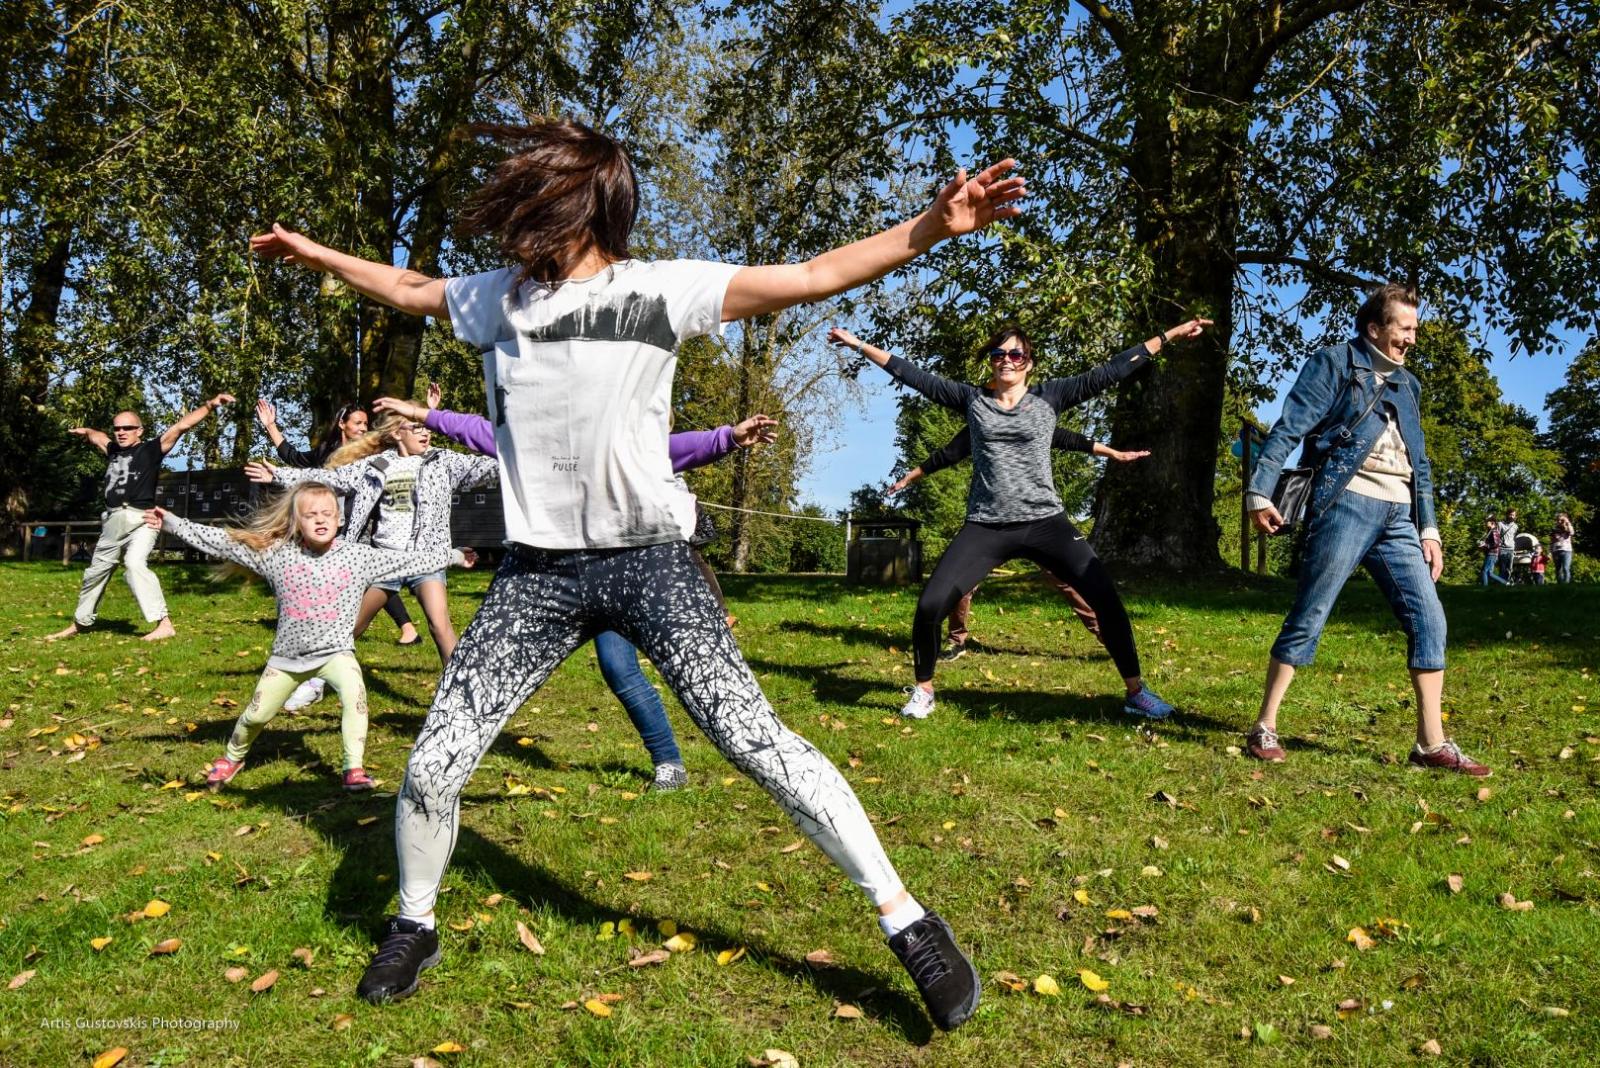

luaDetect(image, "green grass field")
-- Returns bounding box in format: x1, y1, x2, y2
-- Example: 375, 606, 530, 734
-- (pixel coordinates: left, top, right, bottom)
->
1, 561, 1596, 1067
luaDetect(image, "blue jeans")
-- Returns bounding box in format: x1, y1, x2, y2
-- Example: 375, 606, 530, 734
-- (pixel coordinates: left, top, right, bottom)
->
1480, 553, 1507, 586
594, 629, 681, 766
1273, 491, 1446, 671
1555, 549, 1573, 583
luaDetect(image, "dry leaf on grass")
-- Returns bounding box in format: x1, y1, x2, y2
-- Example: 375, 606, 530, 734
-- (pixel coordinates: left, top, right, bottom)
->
90, 1049, 128, 1068
1446, 874, 1464, 894
224, 966, 248, 983
993, 970, 1027, 992
331, 1014, 354, 1031
8, 970, 36, 990
804, 949, 835, 966
1498, 892, 1534, 911
432, 1040, 466, 1053
141, 899, 171, 919
716, 947, 746, 966
1346, 927, 1376, 952
250, 969, 279, 994
623, 871, 653, 882
749, 1050, 799, 1068
628, 949, 671, 968
90, 937, 113, 952
833, 1003, 863, 1019
292, 947, 315, 968
1308, 1025, 1334, 1040
583, 998, 613, 1018
1418, 1038, 1442, 1056
663, 932, 697, 953
1034, 974, 1062, 996
516, 921, 545, 955
148, 939, 182, 956
1075, 969, 1109, 992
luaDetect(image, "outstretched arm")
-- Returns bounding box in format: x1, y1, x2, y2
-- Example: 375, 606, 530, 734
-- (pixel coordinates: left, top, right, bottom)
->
723, 161, 1026, 321
1041, 320, 1211, 411
669, 416, 777, 473
69, 427, 110, 454
827, 327, 977, 411
159, 393, 234, 454
147, 508, 265, 572
250, 224, 447, 319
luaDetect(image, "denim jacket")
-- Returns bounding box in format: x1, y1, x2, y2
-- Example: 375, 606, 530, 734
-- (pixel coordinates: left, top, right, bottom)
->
1246, 339, 1437, 533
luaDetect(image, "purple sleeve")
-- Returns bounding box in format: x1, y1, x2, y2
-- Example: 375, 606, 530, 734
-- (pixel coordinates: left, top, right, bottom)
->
425, 409, 498, 457
669, 426, 736, 472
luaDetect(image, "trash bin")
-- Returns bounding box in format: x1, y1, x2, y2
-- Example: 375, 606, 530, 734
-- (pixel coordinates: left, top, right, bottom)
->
847, 519, 922, 585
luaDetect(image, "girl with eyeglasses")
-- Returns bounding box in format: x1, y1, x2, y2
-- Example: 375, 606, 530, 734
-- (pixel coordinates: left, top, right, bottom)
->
829, 319, 1208, 722
255, 398, 423, 647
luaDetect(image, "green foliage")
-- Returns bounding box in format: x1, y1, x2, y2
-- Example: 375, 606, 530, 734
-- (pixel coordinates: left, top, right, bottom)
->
1542, 340, 1600, 521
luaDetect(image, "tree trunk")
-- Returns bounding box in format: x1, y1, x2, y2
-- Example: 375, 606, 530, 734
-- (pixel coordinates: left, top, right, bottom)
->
727, 327, 758, 572
1091, 57, 1247, 572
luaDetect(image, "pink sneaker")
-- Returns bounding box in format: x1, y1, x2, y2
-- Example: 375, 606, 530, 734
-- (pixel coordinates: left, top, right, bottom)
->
343, 767, 375, 793
206, 756, 244, 791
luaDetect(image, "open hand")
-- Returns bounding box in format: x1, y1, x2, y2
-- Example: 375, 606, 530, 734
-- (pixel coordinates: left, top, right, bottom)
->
1104, 448, 1151, 464
925, 160, 1027, 240
243, 460, 277, 483
732, 414, 779, 447
827, 327, 863, 351
255, 399, 277, 427
1160, 319, 1215, 345
143, 507, 165, 530
249, 223, 331, 270
426, 382, 442, 410
373, 396, 427, 423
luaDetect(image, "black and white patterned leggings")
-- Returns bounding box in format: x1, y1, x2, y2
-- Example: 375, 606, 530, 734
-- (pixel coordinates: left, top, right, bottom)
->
395, 541, 903, 918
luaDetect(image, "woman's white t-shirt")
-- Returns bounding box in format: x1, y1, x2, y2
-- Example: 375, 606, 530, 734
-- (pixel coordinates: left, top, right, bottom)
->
443, 259, 741, 550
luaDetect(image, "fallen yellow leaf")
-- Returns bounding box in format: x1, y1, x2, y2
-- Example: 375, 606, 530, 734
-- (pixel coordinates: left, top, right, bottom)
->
81, 834, 105, 847
91, 1048, 128, 1068
1073, 889, 1092, 905
716, 947, 746, 966
583, 998, 613, 1018
1076, 969, 1109, 992
90, 937, 113, 951
432, 1040, 467, 1053
664, 932, 697, 953
834, 1003, 864, 1019
1347, 927, 1377, 952
141, 899, 171, 919
1035, 973, 1062, 996
331, 1013, 354, 1031
623, 871, 653, 882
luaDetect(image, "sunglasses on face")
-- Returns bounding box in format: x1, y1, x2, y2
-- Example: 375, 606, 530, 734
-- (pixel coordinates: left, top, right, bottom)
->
987, 348, 1029, 364
113, 424, 141, 432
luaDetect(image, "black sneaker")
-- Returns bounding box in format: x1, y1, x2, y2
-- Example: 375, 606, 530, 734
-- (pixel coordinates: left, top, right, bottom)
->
888, 911, 981, 1031
356, 916, 442, 1004
938, 641, 968, 663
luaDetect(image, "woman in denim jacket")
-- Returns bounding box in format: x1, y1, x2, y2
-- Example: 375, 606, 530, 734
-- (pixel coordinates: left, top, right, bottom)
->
1241, 283, 1489, 776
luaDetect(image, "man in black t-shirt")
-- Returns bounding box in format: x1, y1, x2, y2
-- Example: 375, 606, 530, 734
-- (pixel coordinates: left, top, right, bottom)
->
47, 394, 234, 641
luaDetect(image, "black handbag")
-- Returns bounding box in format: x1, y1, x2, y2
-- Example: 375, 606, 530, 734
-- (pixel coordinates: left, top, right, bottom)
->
1267, 365, 1388, 537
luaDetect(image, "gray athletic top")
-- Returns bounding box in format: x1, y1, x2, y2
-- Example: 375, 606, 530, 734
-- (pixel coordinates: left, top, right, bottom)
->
883, 343, 1152, 523
161, 514, 456, 671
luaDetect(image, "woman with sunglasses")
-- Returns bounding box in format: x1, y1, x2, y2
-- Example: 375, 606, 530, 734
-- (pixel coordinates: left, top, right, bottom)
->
829, 319, 1208, 721
256, 399, 423, 647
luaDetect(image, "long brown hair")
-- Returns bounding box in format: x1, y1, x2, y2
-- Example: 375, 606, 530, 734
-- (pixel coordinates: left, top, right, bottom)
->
457, 120, 638, 284
325, 412, 413, 469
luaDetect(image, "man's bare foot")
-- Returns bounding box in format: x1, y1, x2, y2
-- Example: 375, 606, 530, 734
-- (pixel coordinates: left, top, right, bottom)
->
142, 618, 176, 642
45, 623, 82, 641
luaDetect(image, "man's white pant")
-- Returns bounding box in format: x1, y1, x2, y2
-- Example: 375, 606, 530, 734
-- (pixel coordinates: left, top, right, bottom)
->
72, 506, 167, 627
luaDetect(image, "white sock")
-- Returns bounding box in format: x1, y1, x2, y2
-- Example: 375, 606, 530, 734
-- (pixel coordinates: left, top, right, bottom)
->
877, 896, 927, 937
403, 912, 435, 930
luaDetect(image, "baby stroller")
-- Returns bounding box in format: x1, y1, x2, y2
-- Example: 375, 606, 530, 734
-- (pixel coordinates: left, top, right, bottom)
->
1511, 532, 1541, 585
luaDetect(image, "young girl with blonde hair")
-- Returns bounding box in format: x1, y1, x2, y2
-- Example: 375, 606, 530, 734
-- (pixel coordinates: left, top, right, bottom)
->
146, 482, 457, 792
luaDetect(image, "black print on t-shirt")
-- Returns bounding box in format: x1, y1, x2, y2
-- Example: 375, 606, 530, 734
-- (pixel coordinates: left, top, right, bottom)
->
551, 455, 579, 473
518, 293, 675, 352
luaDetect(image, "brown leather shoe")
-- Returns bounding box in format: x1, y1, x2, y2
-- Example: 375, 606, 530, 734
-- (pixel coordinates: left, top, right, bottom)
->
1245, 724, 1287, 763
1407, 740, 1491, 777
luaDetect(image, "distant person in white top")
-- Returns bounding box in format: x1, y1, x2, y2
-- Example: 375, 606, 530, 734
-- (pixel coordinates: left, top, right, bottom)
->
46, 394, 234, 643
1553, 513, 1575, 583
249, 117, 1025, 1030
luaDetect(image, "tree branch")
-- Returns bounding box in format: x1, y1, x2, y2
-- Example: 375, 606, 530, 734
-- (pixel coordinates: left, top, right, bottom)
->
1235, 250, 1379, 290
1234, 0, 1371, 99
1072, 0, 1130, 53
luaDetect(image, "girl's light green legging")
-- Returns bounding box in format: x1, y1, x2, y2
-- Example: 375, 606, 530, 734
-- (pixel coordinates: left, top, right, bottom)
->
226, 653, 369, 770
